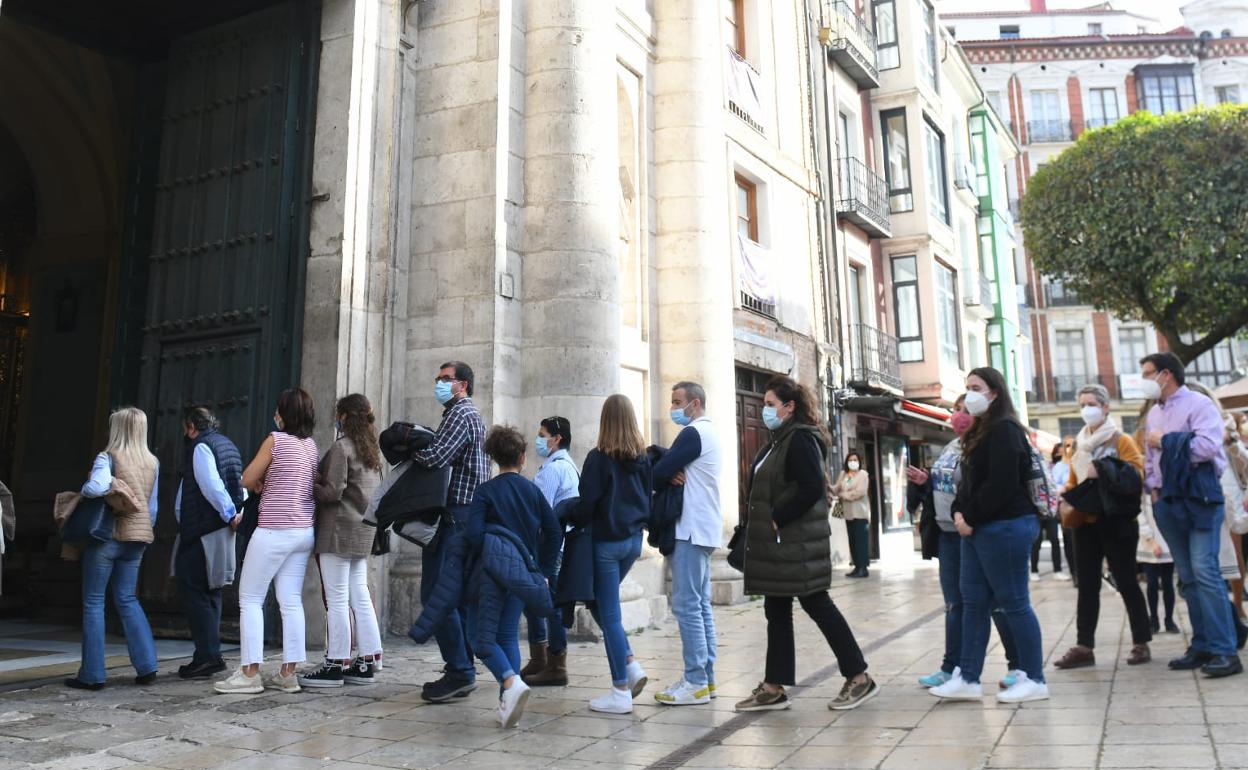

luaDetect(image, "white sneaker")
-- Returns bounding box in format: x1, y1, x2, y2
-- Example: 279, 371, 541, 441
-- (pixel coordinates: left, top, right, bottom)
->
997, 673, 1050, 703
497, 679, 531, 728
998, 669, 1025, 690
626, 660, 648, 698
928, 674, 983, 700
590, 687, 634, 714
1029, 573, 1041, 582
654, 678, 711, 706
214, 669, 263, 695
1053, 570, 1072, 581
264, 670, 301, 693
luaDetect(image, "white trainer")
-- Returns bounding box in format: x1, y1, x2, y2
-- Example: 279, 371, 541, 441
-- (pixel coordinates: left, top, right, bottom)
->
928, 674, 983, 700
654, 678, 711, 706
264, 670, 301, 694
626, 660, 648, 698
997, 673, 1050, 703
1053, 570, 1072, 581
497, 679, 531, 728
1029, 573, 1041, 582
589, 686, 634, 714
214, 669, 263, 695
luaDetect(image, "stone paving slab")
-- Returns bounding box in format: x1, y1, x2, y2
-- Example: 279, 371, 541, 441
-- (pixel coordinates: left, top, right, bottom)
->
3, 559, 1248, 769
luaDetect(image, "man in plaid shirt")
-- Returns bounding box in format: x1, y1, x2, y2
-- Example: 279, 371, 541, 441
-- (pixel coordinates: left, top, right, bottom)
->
413, 360, 489, 703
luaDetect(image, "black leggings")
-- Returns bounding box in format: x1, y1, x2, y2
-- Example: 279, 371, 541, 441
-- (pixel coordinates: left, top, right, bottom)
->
1143, 562, 1176, 625
1031, 516, 1062, 573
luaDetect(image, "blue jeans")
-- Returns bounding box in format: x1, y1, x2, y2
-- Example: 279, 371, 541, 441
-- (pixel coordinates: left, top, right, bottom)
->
467, 594, 524, 684
669, 540, 717, 686
1154, 499, 1236, 656
79, 540, 157, 684
526, 551, 567, 653
959, 516, 1044, 684
937, 530, 1021, 674
420, 506, 475, 681
589, 533, 642, 686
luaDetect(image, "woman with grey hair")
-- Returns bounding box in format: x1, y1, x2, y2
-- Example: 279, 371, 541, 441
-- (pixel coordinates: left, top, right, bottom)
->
1053, 383, 1152, 670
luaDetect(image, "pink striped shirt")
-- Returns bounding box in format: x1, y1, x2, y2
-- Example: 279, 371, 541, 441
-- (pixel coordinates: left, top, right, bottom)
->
259, 432, 318, 529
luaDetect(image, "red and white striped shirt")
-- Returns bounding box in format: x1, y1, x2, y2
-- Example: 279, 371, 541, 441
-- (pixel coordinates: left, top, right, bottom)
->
259, 432, 318, 529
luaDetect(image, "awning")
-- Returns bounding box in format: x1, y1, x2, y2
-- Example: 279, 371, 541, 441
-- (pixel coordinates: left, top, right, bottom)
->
1215, 375, 1248, 411
897, 399, 951, 428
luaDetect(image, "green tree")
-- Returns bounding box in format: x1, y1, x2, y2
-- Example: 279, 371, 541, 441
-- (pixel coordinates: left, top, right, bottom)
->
1022, 105, 1248, 363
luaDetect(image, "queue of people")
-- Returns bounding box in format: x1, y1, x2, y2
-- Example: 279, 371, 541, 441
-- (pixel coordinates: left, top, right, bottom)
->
62, 352, 1248, 728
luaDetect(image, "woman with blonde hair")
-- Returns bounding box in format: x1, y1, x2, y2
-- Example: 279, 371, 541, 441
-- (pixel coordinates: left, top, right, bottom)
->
569, 394, 653, 714
67, 407, 160, 690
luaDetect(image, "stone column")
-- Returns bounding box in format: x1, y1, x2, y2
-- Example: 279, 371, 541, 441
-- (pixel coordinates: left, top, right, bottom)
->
653, 0, 742, 603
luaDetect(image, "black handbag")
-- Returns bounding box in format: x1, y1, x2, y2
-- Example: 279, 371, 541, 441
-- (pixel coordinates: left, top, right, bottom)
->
62, 497, 114, 545
726, 525, 745, 572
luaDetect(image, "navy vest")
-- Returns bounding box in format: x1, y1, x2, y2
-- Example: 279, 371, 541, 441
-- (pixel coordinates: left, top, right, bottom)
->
180, 430, 245, 542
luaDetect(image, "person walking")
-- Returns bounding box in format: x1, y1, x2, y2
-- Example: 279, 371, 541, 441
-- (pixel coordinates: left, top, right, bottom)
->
569, 394, 651, 714
834, 452, 871, 578
1030, 445, 1069, 582
173, 407, 244, 680
520, 415, 578, 687
1140, 353, 1240, 678
462, 426, 562, 728
652, 381, 722, 706
412, 361, 490, 703
215, 388, 319, 695
1052, 384, 1152, 670
734, 376, 878, 713
299, 394, 384, 688
66, 407, 160, 690
908, 395, 1024, 690
929, 367, 1049, 703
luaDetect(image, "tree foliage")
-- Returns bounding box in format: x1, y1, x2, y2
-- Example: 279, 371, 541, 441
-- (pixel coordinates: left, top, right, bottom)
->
1022, 105, 1248, 363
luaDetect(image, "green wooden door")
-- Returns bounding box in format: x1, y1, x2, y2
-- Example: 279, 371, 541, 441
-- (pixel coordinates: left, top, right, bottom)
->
132, 2, 316, 621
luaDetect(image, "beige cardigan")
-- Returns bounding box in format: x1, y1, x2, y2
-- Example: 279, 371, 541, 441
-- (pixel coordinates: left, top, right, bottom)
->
835, 470, 870, 521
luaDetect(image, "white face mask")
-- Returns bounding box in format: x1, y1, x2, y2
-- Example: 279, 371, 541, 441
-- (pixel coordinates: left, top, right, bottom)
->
1080, 405, 1105, 427
848, 461, 860, 472
1138, 375, 1162, 401
964, 390, 992, 417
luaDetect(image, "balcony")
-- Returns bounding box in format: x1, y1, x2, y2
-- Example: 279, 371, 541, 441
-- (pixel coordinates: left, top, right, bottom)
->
1031, 374, 1119, 403
725, 48, 766, 135
1026, 119, 1073, 144
835, 157, 891, 238
963, 272, 994, 309
821, 1, 880, 89
1085, 116, 1118, 130
848, 323, 903, 392
1043, 283, 1085, 308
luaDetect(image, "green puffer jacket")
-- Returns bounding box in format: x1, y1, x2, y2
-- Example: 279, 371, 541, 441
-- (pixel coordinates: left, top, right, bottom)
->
742, 420, 831, 597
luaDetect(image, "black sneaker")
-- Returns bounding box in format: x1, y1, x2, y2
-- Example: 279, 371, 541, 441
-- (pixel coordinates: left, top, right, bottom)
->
135, 671, 158, 686
1166, 620, 1181, 634
343, 658, 376, 686
297, 660, 345, 689
1169, 648, 1215, 670
1202, 654, 1244, 679
421, 674, 476, 703
179, 659, 227, 680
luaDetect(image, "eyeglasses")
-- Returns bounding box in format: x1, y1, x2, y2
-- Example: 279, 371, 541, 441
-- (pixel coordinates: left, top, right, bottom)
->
434, 375, 458, 383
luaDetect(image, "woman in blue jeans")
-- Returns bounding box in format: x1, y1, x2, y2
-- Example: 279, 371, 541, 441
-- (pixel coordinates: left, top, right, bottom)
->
67, 407, 161, 690
571, 395, 652, 714
929, 367, 1049, 704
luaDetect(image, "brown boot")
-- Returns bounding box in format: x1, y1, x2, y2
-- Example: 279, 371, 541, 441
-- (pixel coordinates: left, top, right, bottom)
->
519, 643, 547, 678
1054, 645, 1096, 669
525, 650, 568, 687
1126, 644, 1151, 666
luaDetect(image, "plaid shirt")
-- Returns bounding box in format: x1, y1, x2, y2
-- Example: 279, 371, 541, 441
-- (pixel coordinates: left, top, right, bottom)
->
413, 397, 489, 506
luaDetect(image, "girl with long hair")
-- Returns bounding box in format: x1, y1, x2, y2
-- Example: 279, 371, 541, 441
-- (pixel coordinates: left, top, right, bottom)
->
67, 407, 160, 690
299, 394, 385, 688
571, 394, 652, 714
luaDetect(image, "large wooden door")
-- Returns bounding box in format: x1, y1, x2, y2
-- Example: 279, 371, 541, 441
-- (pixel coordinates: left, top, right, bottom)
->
130, 2, 316, 621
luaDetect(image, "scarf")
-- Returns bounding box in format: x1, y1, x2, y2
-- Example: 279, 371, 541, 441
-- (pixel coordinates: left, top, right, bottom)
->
1071, 414, 1118, 483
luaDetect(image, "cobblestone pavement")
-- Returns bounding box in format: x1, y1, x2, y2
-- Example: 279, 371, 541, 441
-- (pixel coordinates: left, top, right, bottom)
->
4, 557, 1248, 770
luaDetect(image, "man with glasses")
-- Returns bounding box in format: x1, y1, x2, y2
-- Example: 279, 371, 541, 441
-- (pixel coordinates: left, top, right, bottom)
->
412, 361, 491, 701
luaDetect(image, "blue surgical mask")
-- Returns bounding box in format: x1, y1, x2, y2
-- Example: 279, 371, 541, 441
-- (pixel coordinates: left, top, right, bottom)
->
435, 380, 454, 404
670, 405, 692, 427
535, 436, 552, 458
762, 406, 784, 430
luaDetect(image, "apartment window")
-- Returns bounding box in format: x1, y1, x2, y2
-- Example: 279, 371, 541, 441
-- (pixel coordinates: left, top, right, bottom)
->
881, 109, 913, 213
934, 262, 961, 368
1088, 22, 1103, 35
891, 256, 923, 362
1029, 90, 1064, 141
1058, 418, 1084, 439
724, 0, 746, 55
1121, 415, 1140, 436
923, 117, 949, 224
1217, 85, 1241, 104
920, 0, 939, 91
873, 0, 900, 70
1087, 88, 1119, 128
1055, 329, 1089, 399
838, 111, 855, 158
849, 265, 864, 370
1185, 337, 1238, 386
999, 25, 1020, 39
736, 175, 758, 242
1138, 66, 1197, 114
1116, 327, 1148, 378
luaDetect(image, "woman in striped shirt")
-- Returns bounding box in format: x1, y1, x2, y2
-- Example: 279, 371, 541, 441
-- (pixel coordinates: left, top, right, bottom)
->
215, 388, 319, 695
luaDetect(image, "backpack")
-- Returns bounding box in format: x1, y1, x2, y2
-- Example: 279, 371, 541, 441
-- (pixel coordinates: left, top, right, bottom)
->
1025, 445, 1060, 520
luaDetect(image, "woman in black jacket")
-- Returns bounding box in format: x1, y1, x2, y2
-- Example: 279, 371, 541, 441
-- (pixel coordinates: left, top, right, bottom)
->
734, 376, 878, 713
929, 367, 1049, 704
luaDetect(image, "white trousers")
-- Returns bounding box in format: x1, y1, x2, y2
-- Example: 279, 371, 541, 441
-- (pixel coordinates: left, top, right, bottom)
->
238, 527, 313, 665
316, 552, 383, 661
